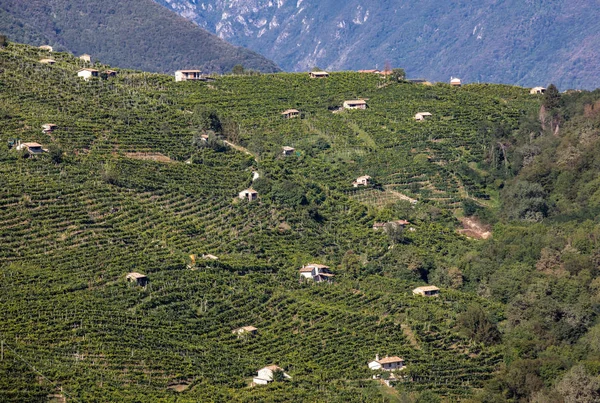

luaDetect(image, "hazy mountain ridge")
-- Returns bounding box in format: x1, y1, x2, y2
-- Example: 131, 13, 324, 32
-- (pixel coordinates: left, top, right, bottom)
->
156, 0, 600, 89
0, 0, 280, 74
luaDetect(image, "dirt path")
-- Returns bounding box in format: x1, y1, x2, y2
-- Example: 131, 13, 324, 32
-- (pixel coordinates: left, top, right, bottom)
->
223, 140, 258, 161
383, 185, 418, 204
458, 216, 492, 240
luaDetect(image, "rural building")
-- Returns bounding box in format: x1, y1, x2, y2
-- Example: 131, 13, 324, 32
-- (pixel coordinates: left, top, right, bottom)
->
42, 124, 57, 134
39, 59, 56, 65
39, 45, 53, 52
530, 87, 546, 94
358, 69, 380, 74
353, 175, 371, 187
126, 272, 148, 286
373, 220, 410, 231
299, 264, 335, 282
253, 365, 291, 385
282, 146, 295, 155
412, 285, 440, 297
79, 54, 91, 63
414, 112, 432, 121
232, 326, 258, 336
368, 355, 405, 371
281, 109, 300, 119
202, 254, 219, 260
104, 70, 117, 77
175, 70, 203, 82
450, 77, 462, 87
343, 100, 367, 110
16, 142, 45, 155
77, 68, 99, 81
309, 71, 329, 78
239, 188, 258, 201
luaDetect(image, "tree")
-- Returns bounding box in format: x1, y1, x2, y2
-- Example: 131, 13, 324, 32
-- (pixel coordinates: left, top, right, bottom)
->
556, 365, 600, 403
272, 369, 286, 382
391, 68, 406, 81
456, 304, 500, 345
543, 84, 561, 110
0, 35, 7, 48
47, 144, 63, 164
231, 64, 245, 75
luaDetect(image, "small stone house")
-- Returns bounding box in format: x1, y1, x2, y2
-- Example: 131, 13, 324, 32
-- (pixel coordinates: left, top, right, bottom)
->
450, 77, 462, 87
253, 365, 291, 385
282, 146, 295, 156
232, 326, 258, 336
39, 45, 53, 52
368, 355, 405, 371
309, 71, 329, 78
353, 175, 371, 187
414, 112, 432, 121
77, 68, 99, 81
16, 142, 45, 155
175, 70, 203, 82
281, 109, 300, 119
530, 87, 546, 94
412, 285, 440, 297
126, 272, 148, 286
239, 188, 258, 201
299, 264, 335, 282
79, 54, 91, 63
40, 59, 56, 65
42, 124, 57, 134
343, 100, 367, 110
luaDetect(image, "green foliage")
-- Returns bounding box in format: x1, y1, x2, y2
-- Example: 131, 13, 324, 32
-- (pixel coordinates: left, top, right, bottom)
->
456, 305, 500, 345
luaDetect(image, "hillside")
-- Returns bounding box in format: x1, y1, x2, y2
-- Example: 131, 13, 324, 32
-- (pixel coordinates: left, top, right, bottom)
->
1, 42, 600, 402
0, 0, 280, 74
156, 0, 600, 89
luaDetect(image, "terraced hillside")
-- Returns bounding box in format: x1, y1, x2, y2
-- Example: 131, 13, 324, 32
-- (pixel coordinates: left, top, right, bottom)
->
0, 42, 539, 401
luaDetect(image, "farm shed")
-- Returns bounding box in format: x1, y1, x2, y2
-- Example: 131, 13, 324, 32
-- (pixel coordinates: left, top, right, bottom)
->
232, 326, 258, 336
175, 70, 203, 82
281, 109, 300, 119
450, 77, 462, 86
239, 188, 258, 201
126, 272, 148, 286
16, 142, 45, 155
309, 71, 329, 78
77, 68, 99, 81
299, 264, 335, 282
414, 112, 432, 121
253, 365, 291, 385
79, 54, 91, 63
353, 175, 371, 187
412, 285, 440, 296
343, 100, 367, 110
282, 146, 295, 155
530, 87, 546, 94
42, 124, 57, 134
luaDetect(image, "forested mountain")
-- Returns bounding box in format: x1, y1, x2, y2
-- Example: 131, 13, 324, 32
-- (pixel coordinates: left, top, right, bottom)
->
156, 0, 600, 89
1, 41, 600, 402
0, 0, 280, 74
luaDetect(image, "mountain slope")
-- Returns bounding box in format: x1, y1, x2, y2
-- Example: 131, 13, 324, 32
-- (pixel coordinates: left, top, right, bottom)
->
0, 0, 280, 73
155, 0, 600, 89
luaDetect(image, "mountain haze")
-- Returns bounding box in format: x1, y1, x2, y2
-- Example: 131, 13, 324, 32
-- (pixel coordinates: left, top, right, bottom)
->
156, 0, 600, 89
0, 0, 280, 73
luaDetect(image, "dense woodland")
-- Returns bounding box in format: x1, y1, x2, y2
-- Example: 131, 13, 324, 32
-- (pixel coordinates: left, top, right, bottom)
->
0, 42, 599, 402
0, 0, 280, 74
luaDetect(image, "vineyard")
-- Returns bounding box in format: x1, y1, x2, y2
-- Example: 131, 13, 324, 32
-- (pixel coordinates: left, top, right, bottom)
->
0, 42, 540, 401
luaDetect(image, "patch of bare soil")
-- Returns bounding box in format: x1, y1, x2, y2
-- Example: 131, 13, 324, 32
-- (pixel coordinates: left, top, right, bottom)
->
124, 152, 173, 163
458, 216, 492, 240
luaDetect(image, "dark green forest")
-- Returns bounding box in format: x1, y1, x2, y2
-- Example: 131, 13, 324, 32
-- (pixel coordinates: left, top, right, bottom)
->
0, 0, 280, 74
0, 41, 599, 402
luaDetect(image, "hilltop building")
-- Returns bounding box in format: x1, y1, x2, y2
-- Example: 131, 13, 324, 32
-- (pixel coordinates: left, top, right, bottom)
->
126, 272, 148, 286
412, 285, 440, 297
368, 355, 405, 371
175, 70, 203, 82
239, 188, 258, 201
450, 77, 462, 87
299, 264, 335, 282
530, 87, 546, 94
253, 365, 291, 385
79, 54, 91, 63
343, 100, 367, 110
78, 68, 99, 81
309, 71, 329, 78
281, 109, 300, 119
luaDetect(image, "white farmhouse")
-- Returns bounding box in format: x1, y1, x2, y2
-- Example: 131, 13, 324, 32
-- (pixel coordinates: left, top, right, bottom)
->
368, 355, 405, 371
77, 68, 99, 81
299, 264, 335, 282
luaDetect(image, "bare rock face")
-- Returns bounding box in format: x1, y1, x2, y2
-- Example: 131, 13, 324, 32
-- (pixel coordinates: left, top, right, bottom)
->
156, 0, 600, 89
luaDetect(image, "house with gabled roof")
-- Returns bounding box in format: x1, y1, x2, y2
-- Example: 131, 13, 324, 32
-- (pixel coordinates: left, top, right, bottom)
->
368, 354, 405, 371
412, 285, 440, 296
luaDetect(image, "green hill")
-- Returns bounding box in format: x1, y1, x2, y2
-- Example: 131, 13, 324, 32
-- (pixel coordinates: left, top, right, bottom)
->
0, 42, 599, 402
0, 0, 280, 74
